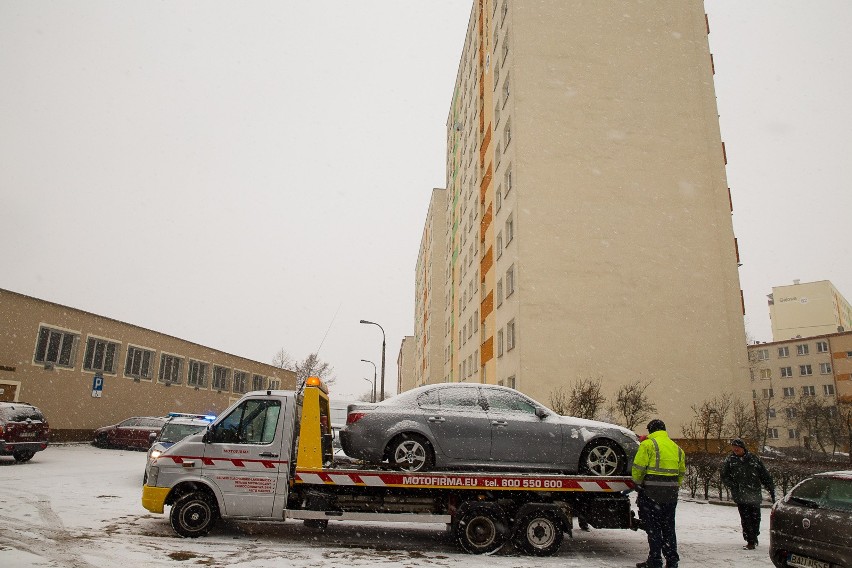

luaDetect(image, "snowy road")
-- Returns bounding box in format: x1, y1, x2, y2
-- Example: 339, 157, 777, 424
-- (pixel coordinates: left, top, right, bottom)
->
0, 445, 775, 567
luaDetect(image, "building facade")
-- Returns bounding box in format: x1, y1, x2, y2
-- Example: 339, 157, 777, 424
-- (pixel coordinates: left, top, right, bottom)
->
748, 331, 850, 449
397, 335, 416, 394
415, 0, 750, 435
769, 280, 852, 341
0, 289, 296, 440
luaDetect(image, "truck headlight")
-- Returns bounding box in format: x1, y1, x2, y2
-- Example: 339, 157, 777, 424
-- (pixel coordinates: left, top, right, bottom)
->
150, 449, 162, 461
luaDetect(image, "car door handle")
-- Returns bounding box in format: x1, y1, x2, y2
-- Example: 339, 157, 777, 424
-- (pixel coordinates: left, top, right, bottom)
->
492, 421, 508, 426
427, 416, 446, 423
259, 452, 279, 458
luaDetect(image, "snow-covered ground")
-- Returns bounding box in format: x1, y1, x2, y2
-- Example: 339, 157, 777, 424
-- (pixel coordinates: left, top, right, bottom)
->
0, 445, 775, 567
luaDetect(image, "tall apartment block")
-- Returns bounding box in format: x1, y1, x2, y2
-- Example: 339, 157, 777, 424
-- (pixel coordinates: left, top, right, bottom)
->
768, 280, 852, 341
412, 0, 750, 434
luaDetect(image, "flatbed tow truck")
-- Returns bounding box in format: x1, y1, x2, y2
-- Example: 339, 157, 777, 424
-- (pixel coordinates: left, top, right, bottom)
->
142, 378, 638, 555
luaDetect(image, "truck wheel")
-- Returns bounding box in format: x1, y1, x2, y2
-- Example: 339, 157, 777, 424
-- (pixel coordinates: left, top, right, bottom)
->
170, 492, 219, 538
388, 433, 434, 472
580, 440, 625, 476
456, 506, 507, 554
515, 510, 564, 556
13, 450, 35, 463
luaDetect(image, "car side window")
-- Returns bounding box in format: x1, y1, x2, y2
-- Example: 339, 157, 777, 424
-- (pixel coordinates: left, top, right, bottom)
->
417, 390, 440, 410
483, 389, 537, 414
212, 399, 281, 445
438, 386, 483, 410
121, 418, 141, 427
825, 479, 852, 512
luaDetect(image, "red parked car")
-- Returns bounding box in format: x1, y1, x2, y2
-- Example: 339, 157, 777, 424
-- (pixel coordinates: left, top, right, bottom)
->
0, 401, 50, 463
93, 416, 166, 450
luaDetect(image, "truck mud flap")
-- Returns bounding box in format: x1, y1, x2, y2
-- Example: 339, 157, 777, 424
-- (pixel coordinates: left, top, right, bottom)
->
574, 495, 632, 529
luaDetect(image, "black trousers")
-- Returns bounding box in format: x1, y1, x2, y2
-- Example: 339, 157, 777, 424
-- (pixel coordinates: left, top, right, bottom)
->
737, 503, 761, 544
638, 492, 679, 567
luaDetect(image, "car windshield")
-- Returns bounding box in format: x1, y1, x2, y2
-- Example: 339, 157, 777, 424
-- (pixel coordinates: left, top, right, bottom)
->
158, 423, 207, 443
0, 406, 45, 422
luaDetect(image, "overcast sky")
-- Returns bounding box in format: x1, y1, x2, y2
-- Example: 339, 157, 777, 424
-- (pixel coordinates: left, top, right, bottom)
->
1, 1, 850, 400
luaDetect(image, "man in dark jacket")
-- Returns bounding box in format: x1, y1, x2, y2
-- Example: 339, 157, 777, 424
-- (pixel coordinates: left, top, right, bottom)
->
720, 438, 776, 550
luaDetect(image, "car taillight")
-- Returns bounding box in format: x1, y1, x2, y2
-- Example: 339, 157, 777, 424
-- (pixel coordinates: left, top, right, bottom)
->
346, 412, 366, 425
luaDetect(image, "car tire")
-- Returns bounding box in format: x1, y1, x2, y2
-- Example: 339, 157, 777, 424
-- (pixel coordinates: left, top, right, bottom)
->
170, 491, 219, 538
387, 433, 434, 473
13, 450, 36, 463
94, 433, 109, 448
455, 505, 508, 554
514, 509, 564, 556
579, 439, 626, 476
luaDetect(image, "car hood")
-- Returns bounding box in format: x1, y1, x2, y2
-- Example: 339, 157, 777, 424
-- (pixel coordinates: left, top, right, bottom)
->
556, 416, 638, 442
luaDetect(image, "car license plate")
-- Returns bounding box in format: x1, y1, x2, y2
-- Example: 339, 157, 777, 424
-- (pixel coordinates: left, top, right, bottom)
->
19, 432, 37, 438
788, 553, 829, 568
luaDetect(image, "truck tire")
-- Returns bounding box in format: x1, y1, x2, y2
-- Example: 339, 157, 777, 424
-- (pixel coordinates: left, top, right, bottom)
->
13, 450, 35, 463
580, 440, 625, 476
515, 509, 564, 556
170, 491, 219, 538
387, 433, 434, 472
455, 505, 507, 554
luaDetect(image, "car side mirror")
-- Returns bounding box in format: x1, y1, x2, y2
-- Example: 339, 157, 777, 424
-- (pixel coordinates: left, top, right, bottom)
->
148, 432, 157, 443
535, 407, 549, 420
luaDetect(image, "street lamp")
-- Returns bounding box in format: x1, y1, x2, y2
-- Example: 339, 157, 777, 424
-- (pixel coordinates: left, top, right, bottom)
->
363, 378, 375, 403
359, 319, 386, 402
361, 359, 377, 403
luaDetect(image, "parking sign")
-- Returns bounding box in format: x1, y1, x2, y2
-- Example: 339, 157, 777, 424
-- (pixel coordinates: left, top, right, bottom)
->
92, 374, 104, 398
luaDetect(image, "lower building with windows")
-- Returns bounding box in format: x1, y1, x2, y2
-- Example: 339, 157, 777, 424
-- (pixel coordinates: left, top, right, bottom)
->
0, 288, 295, 441
748, 331, 850, 450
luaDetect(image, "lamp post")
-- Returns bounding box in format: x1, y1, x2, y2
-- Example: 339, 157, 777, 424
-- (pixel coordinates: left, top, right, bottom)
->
362, 378, 375, 403
360, 359, 377, 403
359, 319, 386, 402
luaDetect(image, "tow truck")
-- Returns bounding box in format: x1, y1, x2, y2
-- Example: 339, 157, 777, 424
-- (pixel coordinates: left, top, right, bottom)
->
142, 377, 638, 555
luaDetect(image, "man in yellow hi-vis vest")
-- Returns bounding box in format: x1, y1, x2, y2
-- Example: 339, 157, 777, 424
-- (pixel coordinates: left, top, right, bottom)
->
631, 419, 686, 568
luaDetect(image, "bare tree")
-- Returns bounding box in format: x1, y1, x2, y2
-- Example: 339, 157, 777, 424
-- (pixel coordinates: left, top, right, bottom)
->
785, 395, 834, 455
611, 379, 657, 430
682, 395, 732, 452
728, 396, 761, 443
272, 349, 336, 390
550, 378, 607, 419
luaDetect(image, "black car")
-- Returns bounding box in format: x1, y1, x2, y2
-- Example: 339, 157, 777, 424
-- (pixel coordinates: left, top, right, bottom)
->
770, 470, 852, 568
0, 402, 50, 463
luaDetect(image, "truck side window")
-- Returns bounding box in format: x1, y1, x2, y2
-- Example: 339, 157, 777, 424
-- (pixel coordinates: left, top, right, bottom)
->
212, 400, 281, 445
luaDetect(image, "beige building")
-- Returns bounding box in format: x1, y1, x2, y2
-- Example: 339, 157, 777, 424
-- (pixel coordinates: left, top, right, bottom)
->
412, 0, 750, 435
0, 288, 295, 441
748, 331, 850, 449
396, 336, 416, 394
769, 280, 852, 341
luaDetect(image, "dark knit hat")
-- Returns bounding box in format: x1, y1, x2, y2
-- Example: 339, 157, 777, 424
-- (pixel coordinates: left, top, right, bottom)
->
646, 419, 666, 433
730, 438, 747, 449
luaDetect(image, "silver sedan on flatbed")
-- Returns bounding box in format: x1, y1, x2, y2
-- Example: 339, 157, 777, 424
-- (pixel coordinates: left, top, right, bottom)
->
340, 383, 639, 475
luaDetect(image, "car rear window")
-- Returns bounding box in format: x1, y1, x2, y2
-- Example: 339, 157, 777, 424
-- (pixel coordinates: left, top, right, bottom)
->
825, 478, 852, 512
0, 405, 45, 423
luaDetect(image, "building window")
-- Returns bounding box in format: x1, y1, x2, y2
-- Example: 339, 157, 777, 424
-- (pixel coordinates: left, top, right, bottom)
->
796, 344, 809, 356
506, 319, 516, 351
502, 75, 510, 107
780, 366, 792, 378
83, 337, 119, 374
505, 165, 513, 194
756, 349, 769, 361
505, 214, 514, 244
496, 279, 503, 307
502, 32, 509, 64
766, 408, 776, 419
496, 183, 503, 211
759, 368, 771, 379
474, 310, 479, 333
252, 374, 265, 391
33, 325, 78, 368
788, 429, 799, 439
501, 0, 508, 25
823, 384, 835, 396
497, 329, 504, 357
269, 378, 281, 389
820, 362, 832, 375
785, 407, 797, 419
187, 360, 208, 388
125, 346, 153, 381
816, 341, 828, 353
506, 265, 515, 297
782, 387, 795, 398
159, 354, 183, 385
799, 364, 813, 376
212, 366, 230, 391
503, 120, 511, 148
233, 371, 248, 394
496, 231, 503, 258
778, 346, 789, 358
802, 385, 816, 397
766, 428, 779, 440
762, 388, 774, 399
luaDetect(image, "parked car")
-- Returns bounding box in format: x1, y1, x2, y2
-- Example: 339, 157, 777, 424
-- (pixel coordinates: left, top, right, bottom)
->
0, 401, 50, 463
93, 416, 166, 450
144, 413, 215, 482
770, 470, 852, 568
340, 383, 639, 474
